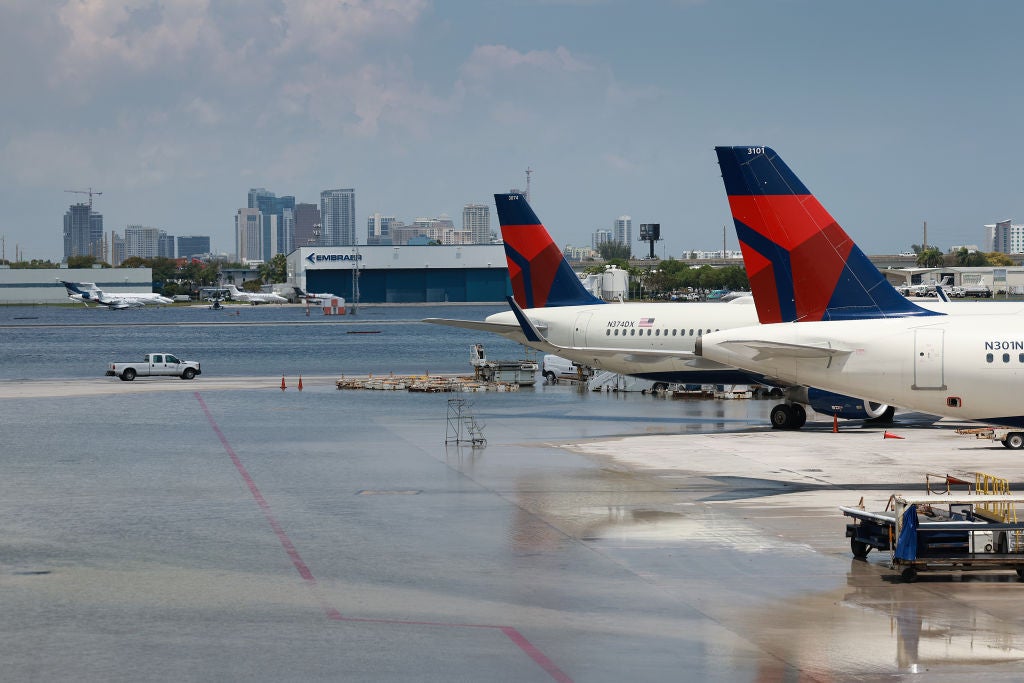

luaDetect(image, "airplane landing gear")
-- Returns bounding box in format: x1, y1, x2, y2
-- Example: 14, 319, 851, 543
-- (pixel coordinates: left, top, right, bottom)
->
770, 403, 807, 430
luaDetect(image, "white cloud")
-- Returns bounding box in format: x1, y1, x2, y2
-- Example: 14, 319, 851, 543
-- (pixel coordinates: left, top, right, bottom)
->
54, 0, 216, 82
603, 153, 641, 174
460, 44, 593, 85
276, 0, 428, 60
281, 62, 453, 140
183, 97, 223, 126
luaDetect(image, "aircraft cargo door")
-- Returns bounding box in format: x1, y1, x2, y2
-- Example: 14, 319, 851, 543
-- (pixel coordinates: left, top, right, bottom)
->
573, 312, 594, 348
913, 328, 946, 390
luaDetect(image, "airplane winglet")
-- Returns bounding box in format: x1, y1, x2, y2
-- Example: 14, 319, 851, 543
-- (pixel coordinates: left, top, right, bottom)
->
506, 295, 549, 344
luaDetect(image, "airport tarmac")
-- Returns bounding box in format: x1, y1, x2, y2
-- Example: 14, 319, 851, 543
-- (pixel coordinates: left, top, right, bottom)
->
4, 378, 1024, 681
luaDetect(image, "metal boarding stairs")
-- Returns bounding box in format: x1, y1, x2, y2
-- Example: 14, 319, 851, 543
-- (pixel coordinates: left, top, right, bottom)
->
445, 397, 486, 446
586, 370, 657, 393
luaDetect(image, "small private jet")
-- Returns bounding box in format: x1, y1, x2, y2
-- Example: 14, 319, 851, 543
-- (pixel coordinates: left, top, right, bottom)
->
61, 281, 173, 309
223, 283, 288, 304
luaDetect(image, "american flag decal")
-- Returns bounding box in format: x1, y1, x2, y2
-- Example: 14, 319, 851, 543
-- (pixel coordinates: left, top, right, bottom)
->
638, 317, 654, 327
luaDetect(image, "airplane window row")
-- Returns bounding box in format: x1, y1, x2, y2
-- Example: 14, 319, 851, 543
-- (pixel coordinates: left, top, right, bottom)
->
986, 353, 1024, 363
605, 328, 717, 337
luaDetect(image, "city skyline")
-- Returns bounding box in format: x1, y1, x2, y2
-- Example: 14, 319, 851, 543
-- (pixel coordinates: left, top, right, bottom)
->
6, 2, 1024, 262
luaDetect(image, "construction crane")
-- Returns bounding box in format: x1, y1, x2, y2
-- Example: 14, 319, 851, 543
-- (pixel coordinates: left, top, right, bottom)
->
65, 187, 103, 208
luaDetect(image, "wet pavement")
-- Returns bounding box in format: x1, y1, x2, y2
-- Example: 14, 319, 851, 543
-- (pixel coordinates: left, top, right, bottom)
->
3, 376, 1024, 681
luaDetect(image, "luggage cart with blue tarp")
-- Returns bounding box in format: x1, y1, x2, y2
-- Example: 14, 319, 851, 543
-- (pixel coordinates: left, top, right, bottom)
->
841, 495, 1024, 582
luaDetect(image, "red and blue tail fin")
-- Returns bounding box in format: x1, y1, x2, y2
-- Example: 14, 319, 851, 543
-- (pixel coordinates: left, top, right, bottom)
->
494, 193, 604, 308
714, 146, 938, 323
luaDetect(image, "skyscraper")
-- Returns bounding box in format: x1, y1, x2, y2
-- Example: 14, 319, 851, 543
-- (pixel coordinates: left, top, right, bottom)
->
320, 188, 356, 246
158, 232, 176, 259
367, 213, 397, 245
593, 229, 613, 249
111, 231, 125, 266
63, 203, 104, 261
462, 203, 491, 243
294, 203, 321, 247
235, 208, 262, 262
124, 225, 173, 260
985, 219, 1024, 254
248, 188, 295, 260
614, 216, 632, 247
177, 235, 212, 259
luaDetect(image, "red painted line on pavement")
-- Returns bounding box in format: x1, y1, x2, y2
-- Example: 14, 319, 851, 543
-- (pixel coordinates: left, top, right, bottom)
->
501, 627, 575, 683
194, 392, 573, 683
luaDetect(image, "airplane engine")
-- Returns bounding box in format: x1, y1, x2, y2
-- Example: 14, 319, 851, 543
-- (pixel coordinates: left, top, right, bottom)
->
804, 388, 894, 421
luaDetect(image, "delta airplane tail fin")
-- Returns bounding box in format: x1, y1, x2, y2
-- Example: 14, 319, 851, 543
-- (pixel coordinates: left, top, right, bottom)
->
714, 146, 937, 323
494, 193, 604, 308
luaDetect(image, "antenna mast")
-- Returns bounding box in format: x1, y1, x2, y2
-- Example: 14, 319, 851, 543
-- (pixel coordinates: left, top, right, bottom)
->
525, 167, 532, 203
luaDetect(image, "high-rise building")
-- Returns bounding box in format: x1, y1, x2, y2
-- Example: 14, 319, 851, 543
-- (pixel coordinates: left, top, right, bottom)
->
158, 232, 175, 259
63, 203, 104, 261
248, 188, 295, 260
235, 208, 262, 263
281, 207, 294, 255
111, 231, 126, 266
177, 235, 212, 259
320, 188, 356, 246
367, 213, 397, 245
985, 219, 1024, 254
123, 225, 173, 259
294, 203, 321, 247
462, 203, 490, 243
592, 229, 613, 249
613, 216, 632, 247
413, 217, 454, 244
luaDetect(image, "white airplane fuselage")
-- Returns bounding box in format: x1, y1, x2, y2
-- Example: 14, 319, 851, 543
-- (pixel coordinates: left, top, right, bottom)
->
481, 299, 1024, 386
700, 315, 1024, 426
225, 285, 287, 304
486, 299, 764, 382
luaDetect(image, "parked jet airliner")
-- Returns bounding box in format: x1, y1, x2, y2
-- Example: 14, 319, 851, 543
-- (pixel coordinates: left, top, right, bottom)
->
426, 193, 904, 426
61, 281, 173, 308
696, 145, 1024, 437
224, 284, 288, 304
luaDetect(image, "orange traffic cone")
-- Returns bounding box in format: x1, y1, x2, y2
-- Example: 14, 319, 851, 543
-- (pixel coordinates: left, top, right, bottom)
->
883, 431, 904, 440
298, 375, 303, 391
281, 374, 286, 391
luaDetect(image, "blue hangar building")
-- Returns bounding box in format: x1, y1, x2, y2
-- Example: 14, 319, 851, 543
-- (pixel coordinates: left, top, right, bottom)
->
287, 245, 511, 303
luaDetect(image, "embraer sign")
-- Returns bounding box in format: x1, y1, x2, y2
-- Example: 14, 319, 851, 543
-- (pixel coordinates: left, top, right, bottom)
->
306, 252, 363, 265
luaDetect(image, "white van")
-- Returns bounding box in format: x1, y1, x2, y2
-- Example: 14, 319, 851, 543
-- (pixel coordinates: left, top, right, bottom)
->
542, 355, 591, 383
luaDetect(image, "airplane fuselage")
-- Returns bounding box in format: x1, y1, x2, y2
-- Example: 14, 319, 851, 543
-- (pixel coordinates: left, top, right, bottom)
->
486, 300, 764, 383
700, 315, 1024, 426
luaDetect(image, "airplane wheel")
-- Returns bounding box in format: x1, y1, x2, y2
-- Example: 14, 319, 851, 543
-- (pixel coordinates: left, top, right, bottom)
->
652, 382, 668, 393
790, 404, 807, 429
1003, 433, 1024, 449
770, 404, 794, 429
122, 368, 136, 381
851, 538, 871, 558
182, 368, 196, 380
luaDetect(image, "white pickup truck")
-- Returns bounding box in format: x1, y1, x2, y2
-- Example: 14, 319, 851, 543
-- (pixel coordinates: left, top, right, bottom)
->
106, 353, 202, 381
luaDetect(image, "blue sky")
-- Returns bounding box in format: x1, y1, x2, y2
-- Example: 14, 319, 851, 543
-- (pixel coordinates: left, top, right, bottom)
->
3, 0, 1024, 262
